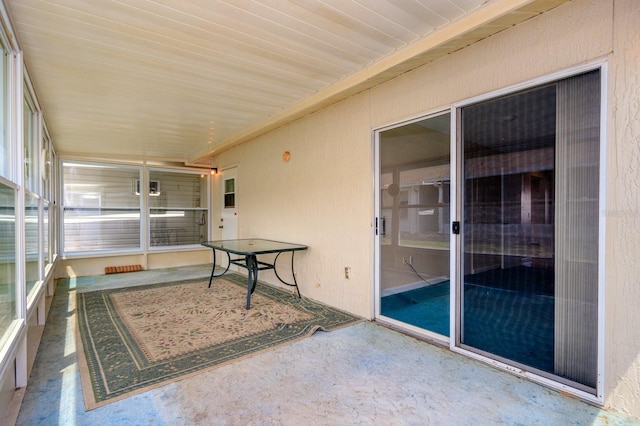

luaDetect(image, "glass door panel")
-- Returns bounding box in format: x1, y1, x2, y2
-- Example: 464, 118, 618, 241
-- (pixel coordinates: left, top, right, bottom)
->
459, 70, 600, 392
378, 113, 451, 337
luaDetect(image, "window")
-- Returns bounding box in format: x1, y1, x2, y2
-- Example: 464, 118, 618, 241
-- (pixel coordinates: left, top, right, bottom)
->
0, 181, 16, 339
42, 134, 52, 200
397, 165, 450, 250
224, 177, 235, 208
62, 161, 142, 253
23, 86, 42, 296
0, 43, 8, 179
42, 135, 52, 269
25, 193, 38, 294
48, 148, 58, 265
23, 95, 38, 193
0, 12, 60, 398
43, 200, 49, 268
148, 169, 208, 247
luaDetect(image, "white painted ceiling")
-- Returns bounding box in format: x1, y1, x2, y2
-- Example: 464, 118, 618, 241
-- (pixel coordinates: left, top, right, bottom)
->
5, 0, 567, 166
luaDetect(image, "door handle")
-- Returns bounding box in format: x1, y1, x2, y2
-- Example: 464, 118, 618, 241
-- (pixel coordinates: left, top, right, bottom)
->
218, 225, 224, 229
452, 221, 460, 234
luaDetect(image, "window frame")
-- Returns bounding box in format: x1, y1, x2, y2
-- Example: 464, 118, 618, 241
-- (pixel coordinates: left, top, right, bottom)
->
59, 160, 211, 256
147, 166, 210, 250
60, 160, 144, 256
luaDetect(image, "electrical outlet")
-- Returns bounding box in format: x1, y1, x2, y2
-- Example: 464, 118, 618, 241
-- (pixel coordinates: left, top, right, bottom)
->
409, 256, 413, 266
344, 267, 351, 279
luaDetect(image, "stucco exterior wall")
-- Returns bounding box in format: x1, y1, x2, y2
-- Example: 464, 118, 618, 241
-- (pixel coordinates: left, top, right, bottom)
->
606, 0, 640, 416
213, 92, 373, 315
213, 0, 639, 416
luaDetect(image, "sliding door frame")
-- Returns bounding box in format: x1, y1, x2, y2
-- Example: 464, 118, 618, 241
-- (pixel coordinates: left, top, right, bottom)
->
449, 59, 607, 405
373, 108, 453, 343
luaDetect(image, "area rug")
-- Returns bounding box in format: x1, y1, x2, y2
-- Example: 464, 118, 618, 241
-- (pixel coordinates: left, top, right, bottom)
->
75, 273, 361, 410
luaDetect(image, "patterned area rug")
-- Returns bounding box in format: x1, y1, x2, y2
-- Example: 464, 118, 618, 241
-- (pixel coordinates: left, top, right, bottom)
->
75, 274, 361, 410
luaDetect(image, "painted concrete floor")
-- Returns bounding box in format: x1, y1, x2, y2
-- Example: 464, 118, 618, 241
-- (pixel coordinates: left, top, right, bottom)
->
16, 265, 640, 425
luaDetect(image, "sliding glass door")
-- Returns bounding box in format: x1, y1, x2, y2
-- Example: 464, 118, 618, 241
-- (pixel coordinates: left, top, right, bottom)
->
375, 67, 602, 395
377, 113, 451, 337
458, 70, 601, 392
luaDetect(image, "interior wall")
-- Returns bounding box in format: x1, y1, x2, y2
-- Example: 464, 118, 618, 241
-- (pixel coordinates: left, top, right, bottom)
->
212, 0, 640, 416
0, 360, 17, 424
57, 249, 211, 278
147, 250, 211, 270
1, 266, 56, 424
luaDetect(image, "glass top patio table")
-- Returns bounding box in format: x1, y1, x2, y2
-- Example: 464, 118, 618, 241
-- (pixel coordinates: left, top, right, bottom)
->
201, 239, 307, 309
201, 239, 307, 255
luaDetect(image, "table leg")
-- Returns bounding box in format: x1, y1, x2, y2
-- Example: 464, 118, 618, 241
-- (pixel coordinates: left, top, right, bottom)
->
290, 251, 301, 298
207, 248, 217, 287
208, 248, 231, 288
273, 251, 301, 298
246, 254, 258, 309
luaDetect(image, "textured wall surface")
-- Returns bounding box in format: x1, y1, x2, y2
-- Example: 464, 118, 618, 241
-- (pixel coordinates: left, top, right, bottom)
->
213, 92, 373, 316
213, 0, 639, 416
606, 0, 640, 416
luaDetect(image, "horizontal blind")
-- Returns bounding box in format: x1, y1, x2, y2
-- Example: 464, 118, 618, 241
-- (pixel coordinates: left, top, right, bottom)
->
62, 162, 142, 253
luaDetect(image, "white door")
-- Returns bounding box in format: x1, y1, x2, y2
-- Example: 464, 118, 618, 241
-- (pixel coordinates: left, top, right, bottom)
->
220, 167, 238, 241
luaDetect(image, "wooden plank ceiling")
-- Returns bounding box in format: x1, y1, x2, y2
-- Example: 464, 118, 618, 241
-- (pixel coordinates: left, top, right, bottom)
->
5, 0, 568, 166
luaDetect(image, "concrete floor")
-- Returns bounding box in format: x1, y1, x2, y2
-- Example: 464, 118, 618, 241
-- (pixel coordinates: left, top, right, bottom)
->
15, 265, 640, 425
